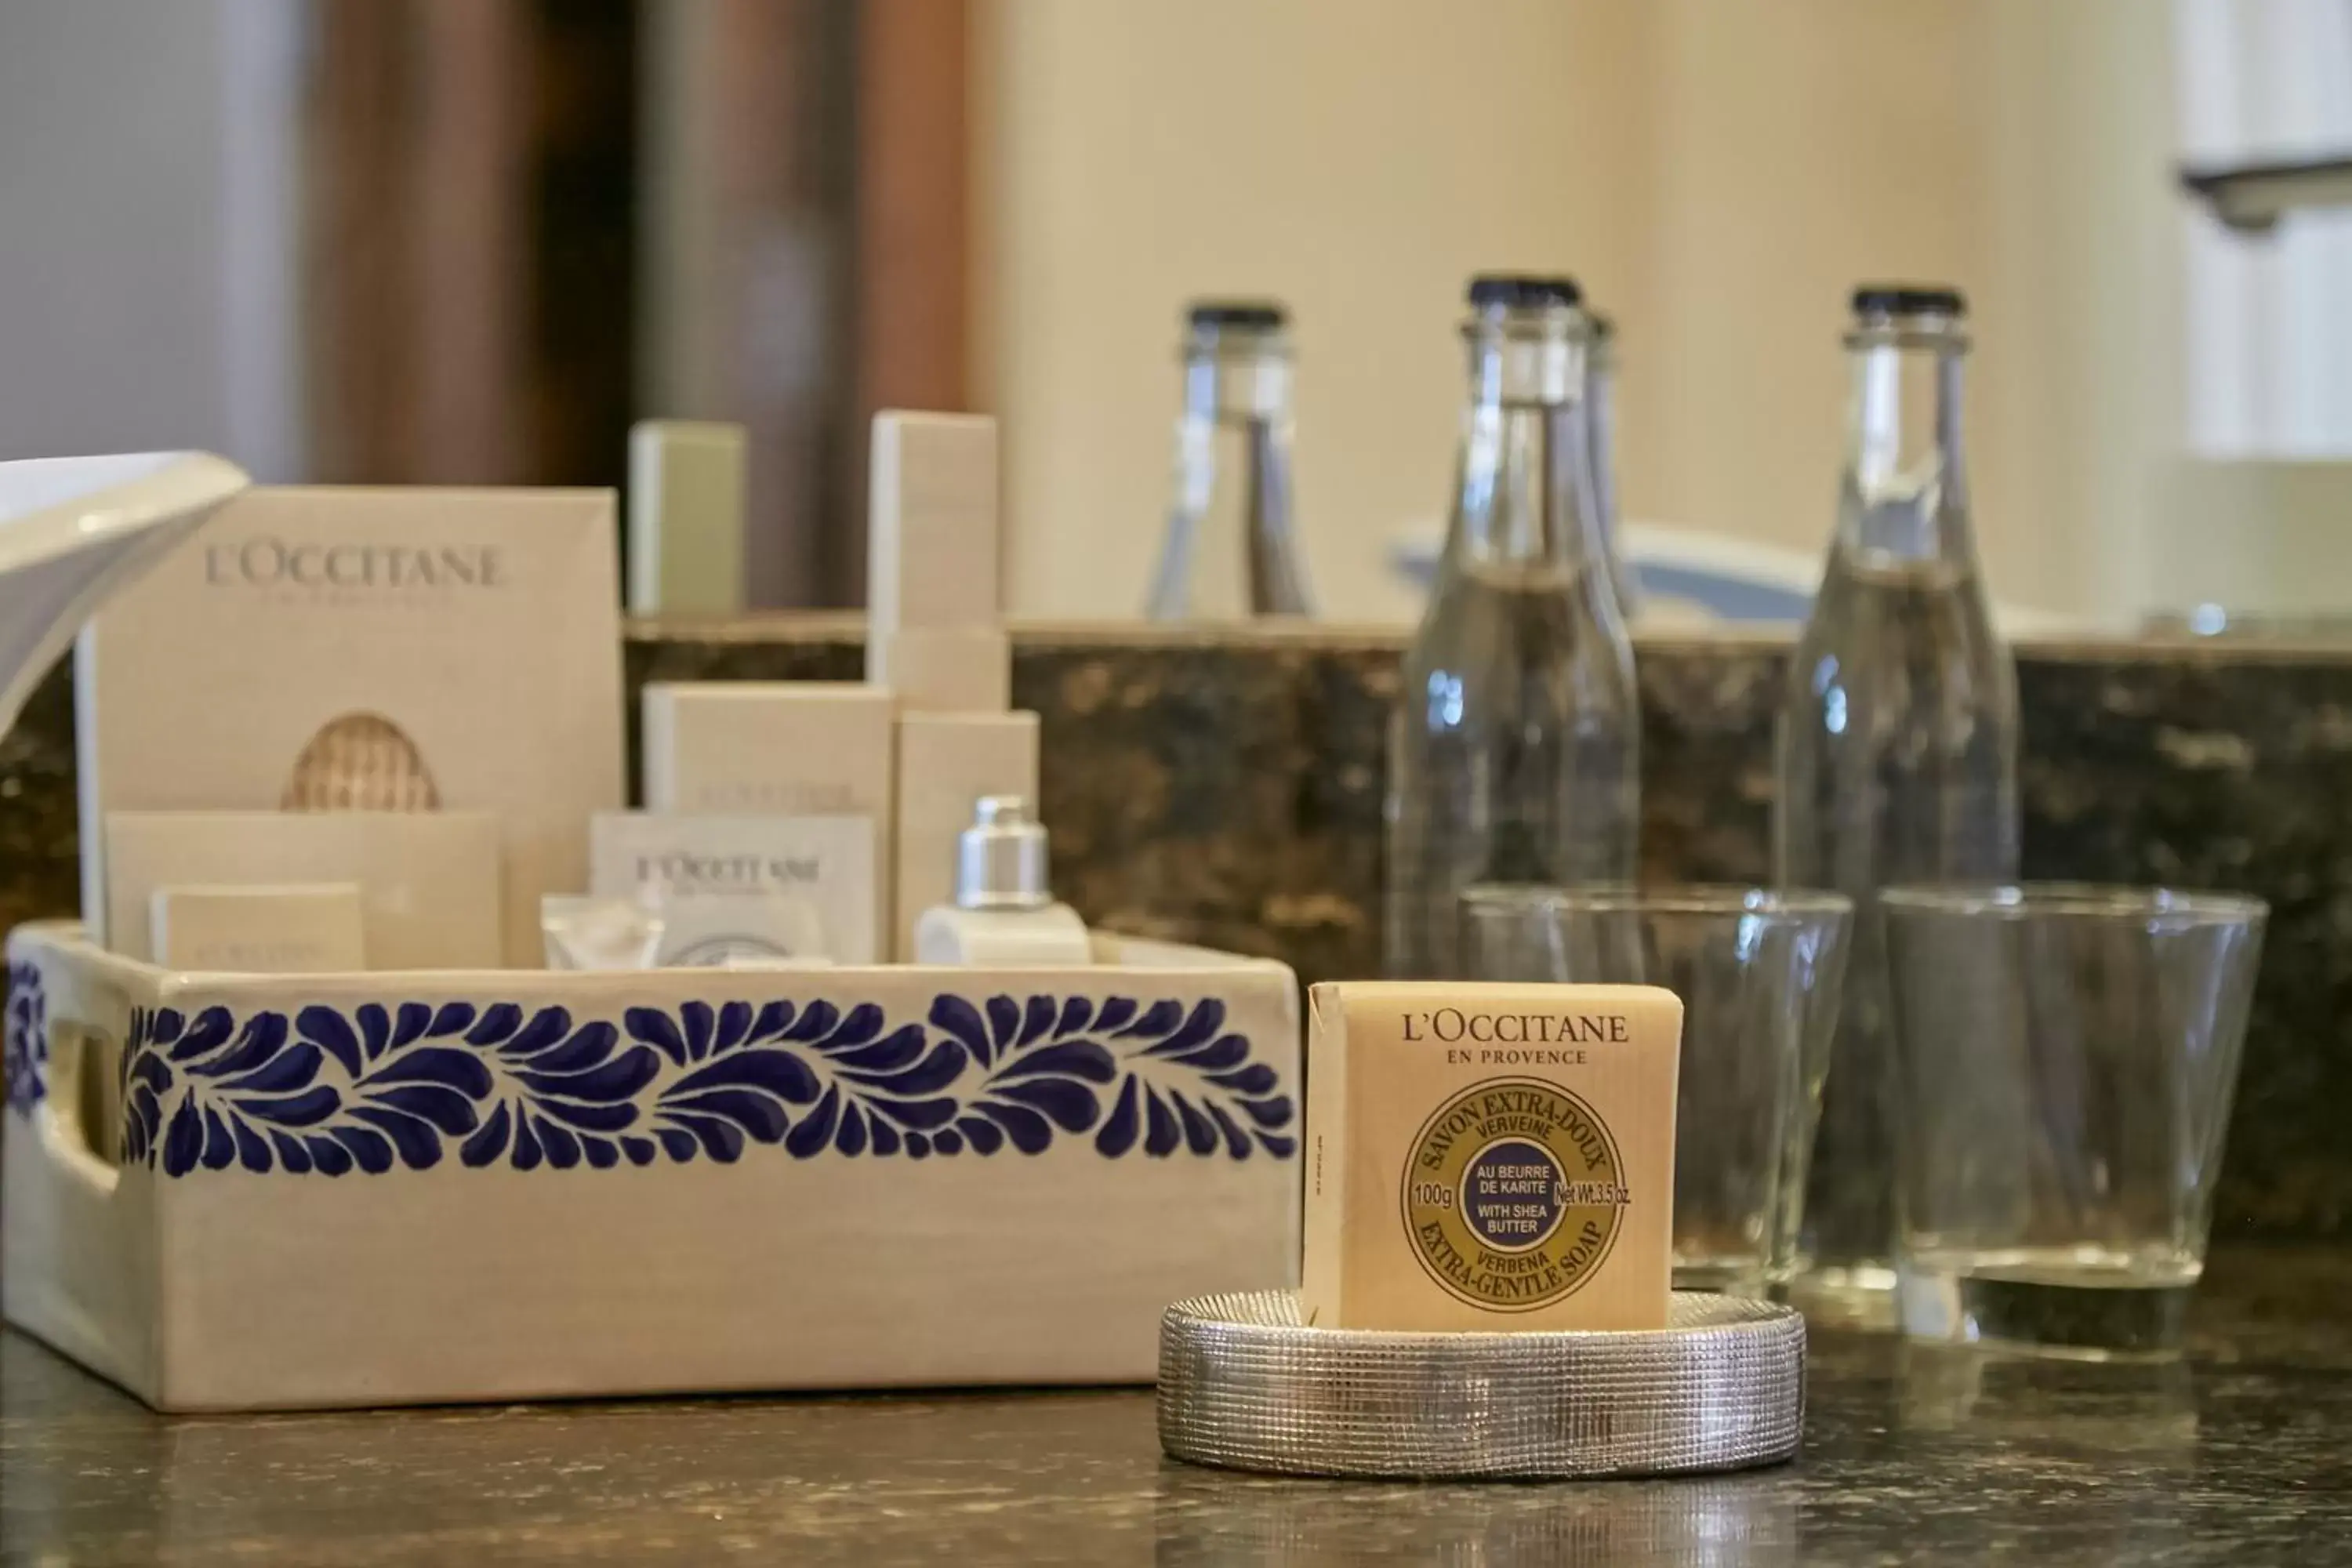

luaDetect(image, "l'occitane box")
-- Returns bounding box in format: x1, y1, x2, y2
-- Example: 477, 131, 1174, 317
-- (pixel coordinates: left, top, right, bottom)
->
1301, 981, 1682, 1333
76, 487, 623, 967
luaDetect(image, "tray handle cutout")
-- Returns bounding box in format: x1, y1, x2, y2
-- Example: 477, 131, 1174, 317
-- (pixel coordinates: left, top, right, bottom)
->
13, 948, 129, 1189
44, 1017, 125, 1182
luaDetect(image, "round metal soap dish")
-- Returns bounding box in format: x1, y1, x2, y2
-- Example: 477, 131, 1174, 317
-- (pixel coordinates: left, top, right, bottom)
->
1156, 1289, 1806, 1479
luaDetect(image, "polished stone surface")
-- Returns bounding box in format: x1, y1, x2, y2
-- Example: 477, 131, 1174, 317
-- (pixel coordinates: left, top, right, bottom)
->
3, 1248, 2347, 1564
4, 619, 2350, 1237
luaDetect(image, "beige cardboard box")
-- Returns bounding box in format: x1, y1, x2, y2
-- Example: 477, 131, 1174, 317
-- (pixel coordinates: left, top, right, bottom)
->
106, 811, 503, 971
641, 682, 893, 956
1301, 981, 1682, 1333
867, 627, 1011, 714
641, 682, 895, 817
867, 412, 1000, 635
76, 487, 625, 965
626, 420, 745, 615
150, 884, 366, 974
590, 811, 879, 965
893, 711, 1039, 960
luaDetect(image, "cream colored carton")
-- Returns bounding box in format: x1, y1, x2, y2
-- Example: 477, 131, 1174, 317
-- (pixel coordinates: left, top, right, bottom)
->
589, 811, 878, 964
75, 486, 624, 965
1301, 981, 1682, 1333
641, 682, 893, 955
626, 420, 745, 615
150, 884, 365, 974
641, 682, 894, 818
867, 412, 1000, 635
867, 627, 1011, 713
106, 810, 503, 971
892, 712, 1039, 960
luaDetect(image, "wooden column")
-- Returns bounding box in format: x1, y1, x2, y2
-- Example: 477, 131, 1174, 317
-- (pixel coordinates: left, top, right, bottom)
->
302, 0, 529, 485
849, 0, 973, 601
408, 0, 528, 484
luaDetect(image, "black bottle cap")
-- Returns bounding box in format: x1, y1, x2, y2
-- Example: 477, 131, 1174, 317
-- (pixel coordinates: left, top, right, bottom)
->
1850, 284, 1966, 318
1187, 299, 1287, 330
1467, 274, 1582, 310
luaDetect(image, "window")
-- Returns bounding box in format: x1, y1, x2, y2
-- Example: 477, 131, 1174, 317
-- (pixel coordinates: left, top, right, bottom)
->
2179, 0, 2352, 454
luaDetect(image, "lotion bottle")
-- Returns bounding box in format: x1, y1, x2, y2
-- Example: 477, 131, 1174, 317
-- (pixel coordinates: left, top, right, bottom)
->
913, 796, 1091, 966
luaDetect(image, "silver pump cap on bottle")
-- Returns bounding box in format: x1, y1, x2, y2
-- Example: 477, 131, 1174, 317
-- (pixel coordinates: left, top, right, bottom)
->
954, 795, 1054, 911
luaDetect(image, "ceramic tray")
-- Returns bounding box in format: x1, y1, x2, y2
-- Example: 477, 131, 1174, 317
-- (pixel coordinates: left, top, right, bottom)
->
0, 921, 1300, 1411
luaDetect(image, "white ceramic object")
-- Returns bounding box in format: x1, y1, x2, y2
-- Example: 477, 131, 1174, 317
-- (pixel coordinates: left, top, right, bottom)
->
0, 453, 248, 735
916, 902, 1094, 966
1, 922, 1301, 1411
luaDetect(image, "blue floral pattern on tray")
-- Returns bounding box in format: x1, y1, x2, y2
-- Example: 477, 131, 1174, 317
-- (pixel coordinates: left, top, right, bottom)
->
4, 959, 45, 1116
97, 991, 1294, 1177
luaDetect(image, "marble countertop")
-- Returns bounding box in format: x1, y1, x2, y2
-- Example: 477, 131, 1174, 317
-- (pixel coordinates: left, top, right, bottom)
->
5, 1249, 2349, 1565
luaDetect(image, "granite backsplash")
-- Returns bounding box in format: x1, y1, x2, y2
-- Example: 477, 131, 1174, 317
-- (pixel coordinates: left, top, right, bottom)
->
2, 618, 2344, 1238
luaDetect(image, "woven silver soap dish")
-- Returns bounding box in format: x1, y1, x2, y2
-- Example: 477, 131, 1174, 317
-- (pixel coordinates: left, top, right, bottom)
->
1157, 1289, 1806, 1479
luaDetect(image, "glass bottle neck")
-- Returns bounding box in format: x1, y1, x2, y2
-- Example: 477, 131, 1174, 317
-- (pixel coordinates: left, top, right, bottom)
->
1585, 340, 1619, 546
1145, 325, 1310, 619
1183, 336, 1291, 426
1838, 327, 1972, 567
1447, 314, 1604, 583
1172, 337, 1294, 546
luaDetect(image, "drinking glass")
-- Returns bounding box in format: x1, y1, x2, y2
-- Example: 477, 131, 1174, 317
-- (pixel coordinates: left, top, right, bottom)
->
1460, 885, 1853, 1298
1881, 884, 2265, 1359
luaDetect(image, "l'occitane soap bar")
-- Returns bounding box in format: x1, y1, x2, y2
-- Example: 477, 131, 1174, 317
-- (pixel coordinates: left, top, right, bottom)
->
1301, 981, 1683, 1332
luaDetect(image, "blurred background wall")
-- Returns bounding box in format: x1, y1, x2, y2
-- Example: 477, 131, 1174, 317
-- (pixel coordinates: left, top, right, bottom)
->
0, 0, 303, 481
4, 0, 2341, 629
977, 0, 2180, 626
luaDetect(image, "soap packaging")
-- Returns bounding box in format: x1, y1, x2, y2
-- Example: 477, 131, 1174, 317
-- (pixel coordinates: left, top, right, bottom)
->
866, 627, 1011, 715
866, 412, 1009, 713
104, 809, 503, 970
77, 485, 626, 966
626, 419, 746, 615
867, 411, 1000, 636
893, 712, 1040, 960
642, 681, 894, 818
641, 681, 893, 958
1301, 981, 1683, 1334
540, 895, 665, 971
589, 811, 875, 965
648, 894, 831, 970
149, 883, 366, 974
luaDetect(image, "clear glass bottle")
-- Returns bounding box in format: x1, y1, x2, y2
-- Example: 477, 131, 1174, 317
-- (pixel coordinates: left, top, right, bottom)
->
1774, 285, 2020, 1324
1583, 310, 1640, 621
1385, 275, 1639, 979
1144, 301, 1314, 619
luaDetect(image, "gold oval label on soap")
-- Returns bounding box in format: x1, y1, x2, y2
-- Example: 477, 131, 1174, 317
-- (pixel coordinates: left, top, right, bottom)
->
1399, 1077, 1630, 1312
